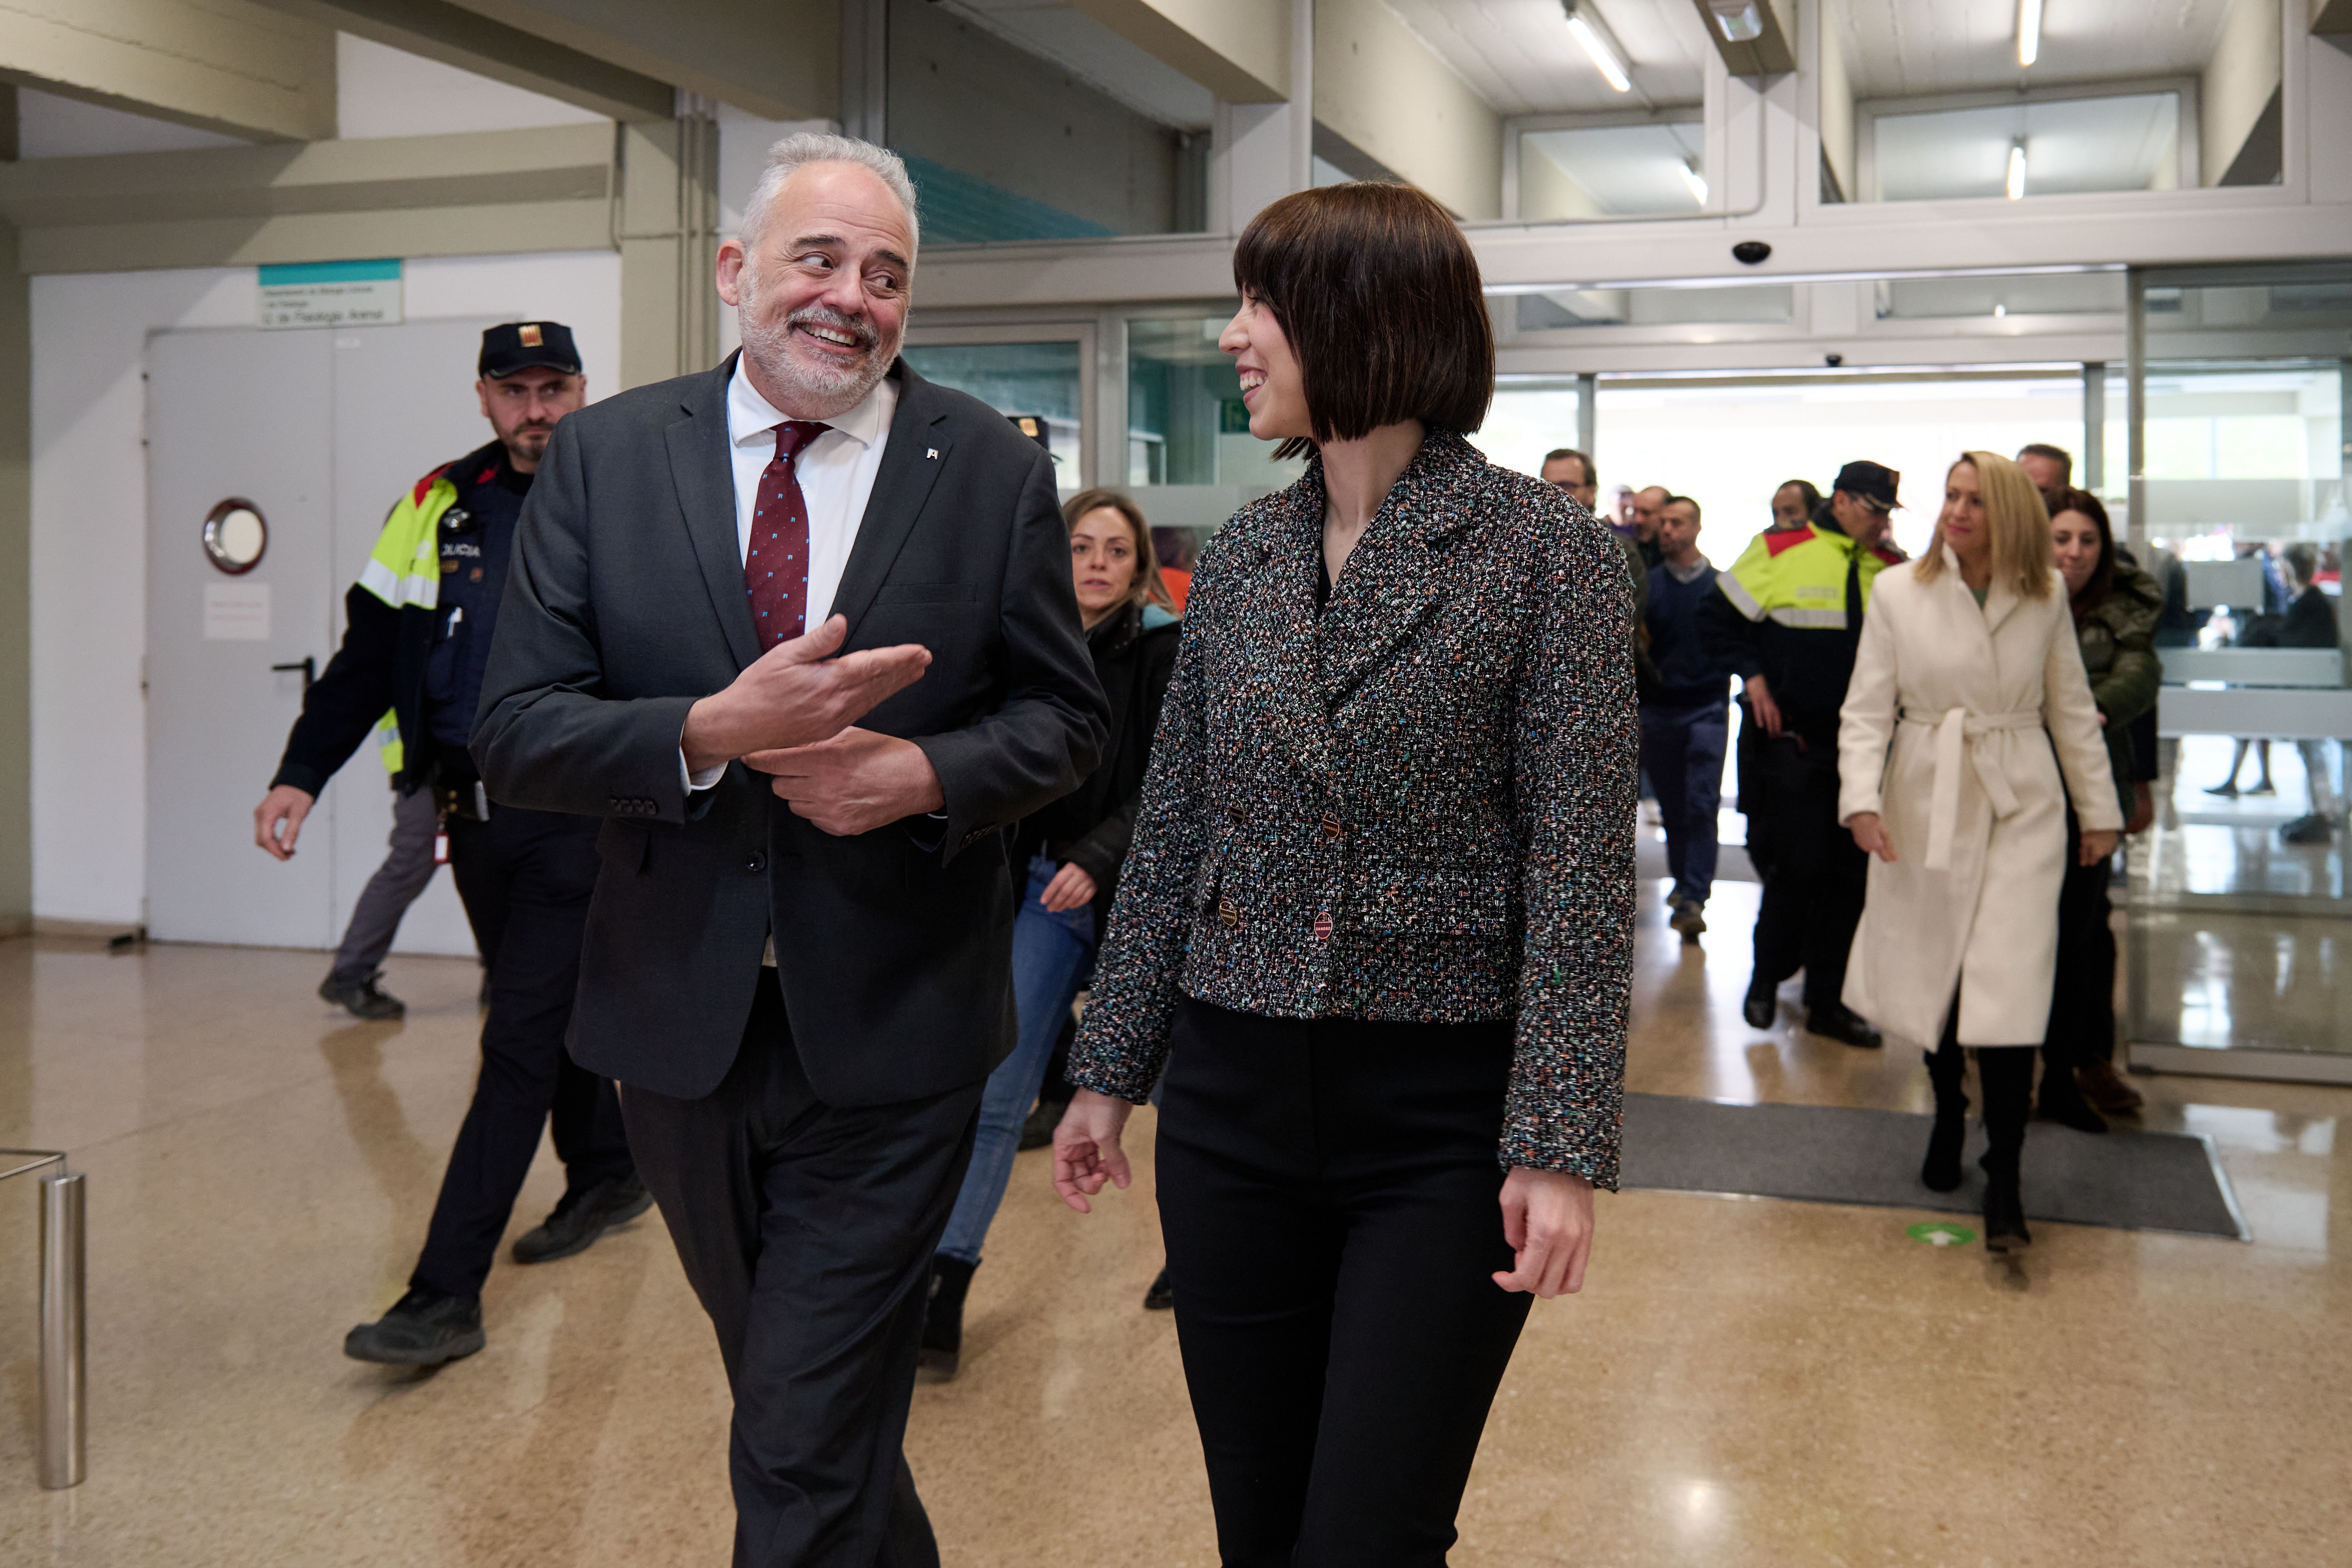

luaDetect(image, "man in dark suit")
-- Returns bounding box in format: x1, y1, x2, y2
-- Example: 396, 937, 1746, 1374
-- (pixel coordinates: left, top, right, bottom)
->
471, 133, 1106, 1566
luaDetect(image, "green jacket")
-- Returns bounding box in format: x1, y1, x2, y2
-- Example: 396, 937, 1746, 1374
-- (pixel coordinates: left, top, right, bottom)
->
2074, 557, 2163, 820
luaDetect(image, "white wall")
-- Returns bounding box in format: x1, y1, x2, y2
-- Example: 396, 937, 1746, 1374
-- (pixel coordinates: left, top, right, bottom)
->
30, 251, 621, 927
335, 33, 608, 140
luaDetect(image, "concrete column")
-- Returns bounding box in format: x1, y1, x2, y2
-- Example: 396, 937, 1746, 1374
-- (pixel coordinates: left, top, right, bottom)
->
0, 214, 26, 936
1207, 0, 1311, 233
617, 109, 721, 392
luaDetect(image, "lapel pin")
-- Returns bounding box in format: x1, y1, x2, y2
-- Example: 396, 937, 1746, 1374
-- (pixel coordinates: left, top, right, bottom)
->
926, 448, 940, 460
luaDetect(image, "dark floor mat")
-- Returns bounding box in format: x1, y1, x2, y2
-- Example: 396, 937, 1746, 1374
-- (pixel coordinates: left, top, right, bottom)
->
1620, 1093, 2247, 1239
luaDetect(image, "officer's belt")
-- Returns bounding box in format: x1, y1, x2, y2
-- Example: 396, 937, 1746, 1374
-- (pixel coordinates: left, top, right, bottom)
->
1898, 707, 2042, 872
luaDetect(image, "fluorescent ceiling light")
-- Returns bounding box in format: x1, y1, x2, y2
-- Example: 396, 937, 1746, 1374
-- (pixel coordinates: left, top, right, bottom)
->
2017, 0, 2042, 67
1679, 159, 1708, 205
1707, 2, 1765, 43
2006, 139, 2027, 200
1563, 3, 1631, 94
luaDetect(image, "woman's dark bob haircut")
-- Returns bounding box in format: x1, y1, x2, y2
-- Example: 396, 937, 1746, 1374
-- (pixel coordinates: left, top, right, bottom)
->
1233, 182, 1494, 461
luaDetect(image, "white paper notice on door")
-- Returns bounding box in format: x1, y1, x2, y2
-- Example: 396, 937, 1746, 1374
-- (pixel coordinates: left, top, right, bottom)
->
203, 581, 271, 641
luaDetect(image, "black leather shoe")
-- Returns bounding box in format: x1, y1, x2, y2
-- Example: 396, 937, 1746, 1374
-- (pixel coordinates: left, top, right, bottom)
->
1018, 1096, 1072, 1152
1807, 1005, 1882, 1049
344, 1287, 484, 1366
319, 973, 404, 1021
1741, 980, 1776, 1030
2035, 1089, 2109, 1135
1920, 1114, 1966, 1193
1142, 1267, 1174, 1311
919, 1256, 975, 1381
511, 1174, 653, 1265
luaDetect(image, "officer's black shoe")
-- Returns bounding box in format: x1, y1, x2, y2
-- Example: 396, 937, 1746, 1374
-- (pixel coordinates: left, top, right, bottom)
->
344, 1287, 484, 1366
918, 1256, 976, 1382
1142, 1267, 1175, 1312
2035, 1087, 2109, 1135
2280, 813, 2333, 846
319, 972, 405, 1021
1806, 1004, 1882, 1049
510, 1174, 653, 1265
1741, 979, 1777, 1031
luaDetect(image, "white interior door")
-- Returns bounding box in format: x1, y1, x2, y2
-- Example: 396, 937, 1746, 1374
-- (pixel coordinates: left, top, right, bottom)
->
146, 319, 504, 953
146, 329, 338, 946
325, 321, 502, 959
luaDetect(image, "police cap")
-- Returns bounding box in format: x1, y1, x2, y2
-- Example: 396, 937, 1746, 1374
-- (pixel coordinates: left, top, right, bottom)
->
479, 321, 582, 379
1831, 460, 1901, 512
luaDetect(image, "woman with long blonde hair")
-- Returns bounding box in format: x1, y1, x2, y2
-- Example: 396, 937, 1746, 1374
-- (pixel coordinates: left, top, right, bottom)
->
1837, 451, 2122, 1252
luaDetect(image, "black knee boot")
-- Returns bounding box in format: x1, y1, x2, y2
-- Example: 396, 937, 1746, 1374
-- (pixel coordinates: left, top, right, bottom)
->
1921, 1044, 1968, 1193
1977, 1048, 2034, 1253
919, 1255, 976, 1380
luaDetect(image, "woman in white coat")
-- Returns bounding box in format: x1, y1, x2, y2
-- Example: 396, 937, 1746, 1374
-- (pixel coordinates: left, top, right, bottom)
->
1838, 451, 2121, 1252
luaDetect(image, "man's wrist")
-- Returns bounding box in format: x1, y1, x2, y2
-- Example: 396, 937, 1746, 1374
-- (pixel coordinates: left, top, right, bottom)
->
681, 693, 737, 776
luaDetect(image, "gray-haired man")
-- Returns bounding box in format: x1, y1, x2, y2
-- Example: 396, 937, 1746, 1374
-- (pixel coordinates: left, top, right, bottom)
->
472, 135, 1105, 1564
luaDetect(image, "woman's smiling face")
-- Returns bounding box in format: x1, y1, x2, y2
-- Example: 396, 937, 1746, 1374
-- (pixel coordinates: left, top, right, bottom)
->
1219, 296, 1310, 443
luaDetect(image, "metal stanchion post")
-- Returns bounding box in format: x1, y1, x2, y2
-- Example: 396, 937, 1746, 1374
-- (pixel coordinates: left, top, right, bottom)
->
39, 1172, 85, 1490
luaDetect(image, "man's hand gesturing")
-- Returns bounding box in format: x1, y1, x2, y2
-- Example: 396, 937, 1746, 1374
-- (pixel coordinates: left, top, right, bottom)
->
682, 615, 930, 775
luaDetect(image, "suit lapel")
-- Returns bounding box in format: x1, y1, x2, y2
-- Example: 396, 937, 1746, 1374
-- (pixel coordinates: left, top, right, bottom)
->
830, 363, 952, 641
666, 353, 761, 670
1239, 477, 1336, 784
1319, 434, 1472, 706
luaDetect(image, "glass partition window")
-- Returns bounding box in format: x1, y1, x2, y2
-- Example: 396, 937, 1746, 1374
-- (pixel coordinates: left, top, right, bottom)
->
1869, 93, 2184, 202
1874, 271, 2126, 320
1124, 319, 1303, 492
898, 341, 1083, 490
1514, 120, 1705, 220
1515, 284, 1793, 332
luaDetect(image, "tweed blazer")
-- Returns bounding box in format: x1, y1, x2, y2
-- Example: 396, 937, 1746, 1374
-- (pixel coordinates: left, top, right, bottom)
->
1067, 430, 1635, 1185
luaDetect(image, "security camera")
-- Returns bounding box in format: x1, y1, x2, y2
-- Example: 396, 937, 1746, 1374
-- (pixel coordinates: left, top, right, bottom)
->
1731, 240, 1772, 265
1825, 353, 1844, 367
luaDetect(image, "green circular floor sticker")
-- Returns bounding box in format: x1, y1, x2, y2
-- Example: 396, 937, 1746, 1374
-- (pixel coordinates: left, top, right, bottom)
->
1907, 1221, 1976, 1247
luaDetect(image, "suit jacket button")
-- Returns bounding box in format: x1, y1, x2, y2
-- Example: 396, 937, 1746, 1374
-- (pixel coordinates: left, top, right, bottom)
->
1217, 895, 1240, 929
1320, 813, 1343, 841
746, 851, 767, 873
1226, 805, 1246, 825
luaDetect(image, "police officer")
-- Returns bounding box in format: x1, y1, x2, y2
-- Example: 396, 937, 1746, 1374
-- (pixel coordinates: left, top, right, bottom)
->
253, 323, 645, 1366
1698, 461, 1905, 1048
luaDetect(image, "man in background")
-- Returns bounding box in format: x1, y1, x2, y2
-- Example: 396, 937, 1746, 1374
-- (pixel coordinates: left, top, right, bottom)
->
2017, 443, 2073, 512
1630, 483, 1670, 570
1643, 496, 1730, 942
1543, 447, 1656, 692
254, 323, 646, 1366
1699, 461, 1905, 1049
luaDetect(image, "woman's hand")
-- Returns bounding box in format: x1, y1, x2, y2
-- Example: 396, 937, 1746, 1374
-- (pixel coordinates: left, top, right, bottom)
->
1038, 862, 1098, 913
1848, 811, 1897, 862
1052, 1089, 1134, 1213
1494, 1166, 1595, 1298
2080, 828, 2119, 865
2127, 782, 2155, 836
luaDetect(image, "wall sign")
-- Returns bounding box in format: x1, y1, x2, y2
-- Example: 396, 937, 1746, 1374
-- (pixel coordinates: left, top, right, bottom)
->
203, 582, 272, 641
258, 259, 403, 329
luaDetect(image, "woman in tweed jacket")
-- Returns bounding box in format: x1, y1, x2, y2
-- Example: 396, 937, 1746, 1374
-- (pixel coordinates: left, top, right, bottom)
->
1052, 183, 1634, 1566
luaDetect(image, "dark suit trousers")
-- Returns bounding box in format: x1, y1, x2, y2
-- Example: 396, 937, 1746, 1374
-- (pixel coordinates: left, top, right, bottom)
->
622, 972, 984, 1568
411, 804, 633, 1298
2043, 806, 2118, 1069
1746, 728, 1868, 1011
1154, 999, 1533, 1568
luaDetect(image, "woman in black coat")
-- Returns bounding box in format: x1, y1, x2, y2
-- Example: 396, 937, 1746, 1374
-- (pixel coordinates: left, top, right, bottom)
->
918, 488, 1180, 1377
1054, 183, 1633, 1566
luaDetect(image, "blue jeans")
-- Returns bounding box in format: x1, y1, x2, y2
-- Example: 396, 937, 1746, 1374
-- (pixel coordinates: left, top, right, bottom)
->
1640, 700, 1728, 908
936, 854, 1097, 1266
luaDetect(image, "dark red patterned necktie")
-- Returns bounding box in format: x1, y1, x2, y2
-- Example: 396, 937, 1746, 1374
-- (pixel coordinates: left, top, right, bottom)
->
745, 420, 830, 650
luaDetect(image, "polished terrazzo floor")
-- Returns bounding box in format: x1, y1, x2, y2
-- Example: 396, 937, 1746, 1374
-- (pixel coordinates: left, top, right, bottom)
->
0, 879, 2346, 1566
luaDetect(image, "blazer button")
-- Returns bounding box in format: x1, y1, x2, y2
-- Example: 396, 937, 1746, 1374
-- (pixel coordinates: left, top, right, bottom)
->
1320, 813, 1344, 841
1217, 895, 1240, 929
1226, 806, 1246, 826
745, 851, 767, 873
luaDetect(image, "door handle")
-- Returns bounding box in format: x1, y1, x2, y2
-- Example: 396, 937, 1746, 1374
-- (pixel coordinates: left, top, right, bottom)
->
271, 656, 317, 691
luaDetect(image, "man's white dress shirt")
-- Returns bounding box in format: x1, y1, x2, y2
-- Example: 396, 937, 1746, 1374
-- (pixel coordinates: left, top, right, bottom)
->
682, 362, 898, 793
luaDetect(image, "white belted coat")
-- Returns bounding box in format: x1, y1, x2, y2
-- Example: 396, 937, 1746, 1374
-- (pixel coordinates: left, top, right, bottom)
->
1836, 551, 2121, 1049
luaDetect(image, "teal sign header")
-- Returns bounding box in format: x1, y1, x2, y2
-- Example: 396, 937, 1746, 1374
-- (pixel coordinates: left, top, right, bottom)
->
258, 258, 401, 287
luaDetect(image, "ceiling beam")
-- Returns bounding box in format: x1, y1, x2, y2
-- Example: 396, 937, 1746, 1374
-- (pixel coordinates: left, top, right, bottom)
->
1689, 0, 1796, 79
0, 121, 614, 271
443, 0, 836, 121
1315, 0, 1501, 219
254, 0, 673, 121
2315, 0, 2352, 52
0, 0, 335, 143
1065, 0, 1290, 104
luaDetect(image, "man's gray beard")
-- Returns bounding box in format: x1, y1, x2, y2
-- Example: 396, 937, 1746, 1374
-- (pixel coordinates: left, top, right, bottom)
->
736, 272, 896, 415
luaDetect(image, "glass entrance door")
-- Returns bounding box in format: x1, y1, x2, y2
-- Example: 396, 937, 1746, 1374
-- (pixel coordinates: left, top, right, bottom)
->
2125, 263, 2352, 1083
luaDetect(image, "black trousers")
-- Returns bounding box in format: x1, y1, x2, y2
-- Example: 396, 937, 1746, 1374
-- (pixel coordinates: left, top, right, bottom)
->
409, 804, 632, 1298
1155, 999, 1533, 1568
622, 973, 984, 1568
1928, 1001, 2034, 1179
2043, 807, 2117, 1070
1745, 729, 1868, 1011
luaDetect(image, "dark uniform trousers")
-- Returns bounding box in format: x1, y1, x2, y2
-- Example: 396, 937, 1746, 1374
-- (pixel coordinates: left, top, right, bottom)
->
1744, 713, 1869, 1014
2043, 805, 2118, 1070
621, 973, 984, 1568
409, 800, 634, 1299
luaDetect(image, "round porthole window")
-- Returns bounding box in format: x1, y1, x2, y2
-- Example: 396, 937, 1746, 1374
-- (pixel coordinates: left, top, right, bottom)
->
202, 499, 268, 575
